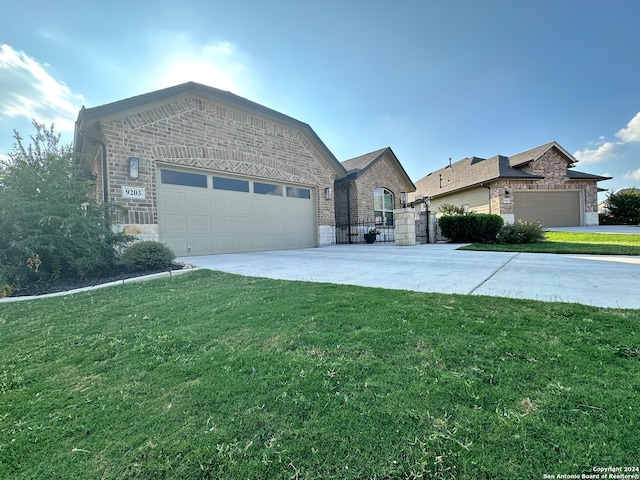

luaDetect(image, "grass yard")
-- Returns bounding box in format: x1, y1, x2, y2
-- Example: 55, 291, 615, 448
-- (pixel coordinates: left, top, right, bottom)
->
1, 270, 639, 479
462, 231, 640, 255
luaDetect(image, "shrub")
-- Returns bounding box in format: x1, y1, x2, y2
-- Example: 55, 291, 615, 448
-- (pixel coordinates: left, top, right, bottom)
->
122, 241, 176, 271
0, 122, 130, 289
438, 203, 466, 215
438, 213, 504, 243
497, 221, 546, 244
605, 189, 640, 224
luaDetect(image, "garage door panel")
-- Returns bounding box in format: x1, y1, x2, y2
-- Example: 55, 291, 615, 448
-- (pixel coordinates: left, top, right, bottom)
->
162, 236, 189, 255
232, 197, 252, 214
232, 236, 254, 252
187, 193, 211, 211
513, 191, 580, 227
161, 214, 187, 233
191, 236, 213, 253
232, 216, 253, 234
188, 215, 211, 233
158, 168, 316, 255
161, 192, 187, 209
252, 216, 270, 232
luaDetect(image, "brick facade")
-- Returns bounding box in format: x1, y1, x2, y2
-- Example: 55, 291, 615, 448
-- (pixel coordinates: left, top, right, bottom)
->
335, 152, 412, 224
88, 94, 339, 241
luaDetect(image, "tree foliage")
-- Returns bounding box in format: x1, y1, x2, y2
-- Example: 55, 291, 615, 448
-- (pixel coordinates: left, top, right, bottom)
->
0, 121, 129, 288
606, 189, 640, 225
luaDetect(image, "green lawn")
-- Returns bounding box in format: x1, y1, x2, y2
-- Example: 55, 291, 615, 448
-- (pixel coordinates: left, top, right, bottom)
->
461, 231, 640, 255
1, 270, 639, 479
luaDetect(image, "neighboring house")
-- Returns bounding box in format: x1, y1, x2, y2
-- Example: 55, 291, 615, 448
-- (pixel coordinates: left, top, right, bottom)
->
334, 147, 416, 242
411, 141, 611, 227
74, 82, 348, 256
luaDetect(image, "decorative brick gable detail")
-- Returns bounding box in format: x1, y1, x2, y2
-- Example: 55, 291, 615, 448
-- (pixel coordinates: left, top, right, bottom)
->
97, 95, 338, 229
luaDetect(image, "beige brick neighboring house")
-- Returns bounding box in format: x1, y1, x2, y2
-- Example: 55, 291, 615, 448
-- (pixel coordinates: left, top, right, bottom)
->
411, 141, 611, 227
74, 82, 347, 255
334, 147, 416, 241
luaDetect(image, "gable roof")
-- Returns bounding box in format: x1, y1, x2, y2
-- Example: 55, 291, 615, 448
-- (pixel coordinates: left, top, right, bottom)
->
339, 147, 416, 191
74, 81, 347, 177
507, 141, 577, 168
416, 141, 610, 198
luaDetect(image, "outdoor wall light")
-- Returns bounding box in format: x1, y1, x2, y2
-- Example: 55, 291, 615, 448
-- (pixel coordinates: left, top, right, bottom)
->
129, 157, 139, 179
325, 187, 333, 200
504, 189, 511, 196
400, 191, 407, 208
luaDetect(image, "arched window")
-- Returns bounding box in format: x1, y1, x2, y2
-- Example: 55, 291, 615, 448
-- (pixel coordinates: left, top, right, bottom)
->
374, 188, 394, 226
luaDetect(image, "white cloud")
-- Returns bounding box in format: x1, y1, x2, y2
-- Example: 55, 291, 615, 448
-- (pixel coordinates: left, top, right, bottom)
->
573, 111, 640, 165
616, 112, 640, 143
623, 167, 640, 182
0, 44, 84, 132
147, 34, 254, 95
573, 141, 621, 165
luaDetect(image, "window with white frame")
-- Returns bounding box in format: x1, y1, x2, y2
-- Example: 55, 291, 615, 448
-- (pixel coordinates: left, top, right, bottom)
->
374, 188, 394, 226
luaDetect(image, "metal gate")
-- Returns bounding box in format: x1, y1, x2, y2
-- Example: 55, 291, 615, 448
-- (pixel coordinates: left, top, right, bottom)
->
334, 219, 395, 244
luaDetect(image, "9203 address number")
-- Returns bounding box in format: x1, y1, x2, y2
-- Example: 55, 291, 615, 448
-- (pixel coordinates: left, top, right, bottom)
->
122, 186, 146, 199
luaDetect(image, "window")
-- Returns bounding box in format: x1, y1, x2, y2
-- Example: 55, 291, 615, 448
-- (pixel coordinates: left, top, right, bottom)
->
254, 182, 283, 196
213, 176, 249, 192
160, 169, 207, 188
286, 186, 311, 199
374, 188, 394, 226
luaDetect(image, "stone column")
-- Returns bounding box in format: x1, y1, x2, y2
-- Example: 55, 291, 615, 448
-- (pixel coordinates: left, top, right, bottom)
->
394, 208, 416, 246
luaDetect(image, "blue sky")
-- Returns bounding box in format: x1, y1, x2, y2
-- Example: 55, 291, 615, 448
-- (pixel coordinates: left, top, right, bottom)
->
2, 0, 640, 199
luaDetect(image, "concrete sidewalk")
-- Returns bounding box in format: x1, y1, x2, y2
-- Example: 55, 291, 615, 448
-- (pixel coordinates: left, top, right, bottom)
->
180, 243, 640, 309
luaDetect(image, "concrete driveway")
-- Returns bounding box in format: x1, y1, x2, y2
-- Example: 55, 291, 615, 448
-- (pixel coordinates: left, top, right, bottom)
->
179, 241, 640, 309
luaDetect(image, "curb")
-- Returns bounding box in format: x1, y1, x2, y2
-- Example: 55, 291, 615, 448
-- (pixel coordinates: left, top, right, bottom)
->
0, 268, 201, 303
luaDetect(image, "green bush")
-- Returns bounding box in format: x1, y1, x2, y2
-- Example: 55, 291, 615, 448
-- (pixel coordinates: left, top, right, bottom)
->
497, 221, 546, 244
0, 122, 129, 288
606, 189, 640, 224
438, 213, 504, 243
122, 241, 176, 271
438, 203, 466, 215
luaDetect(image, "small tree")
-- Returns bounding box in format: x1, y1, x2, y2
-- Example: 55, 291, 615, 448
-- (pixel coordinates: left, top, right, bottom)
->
438, 203, 466, 215
0, 121, 129, 288
606, 189, 640, 225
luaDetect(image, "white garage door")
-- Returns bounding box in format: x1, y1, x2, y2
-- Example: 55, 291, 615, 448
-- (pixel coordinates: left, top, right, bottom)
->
157, 166, 317, 255
513, 190, 581, 227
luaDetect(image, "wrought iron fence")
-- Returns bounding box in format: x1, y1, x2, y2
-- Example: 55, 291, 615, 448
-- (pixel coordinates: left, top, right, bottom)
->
334, 219, 395, 244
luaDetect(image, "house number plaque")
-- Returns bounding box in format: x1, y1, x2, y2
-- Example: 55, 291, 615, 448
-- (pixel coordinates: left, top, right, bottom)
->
122, 186, 146, 200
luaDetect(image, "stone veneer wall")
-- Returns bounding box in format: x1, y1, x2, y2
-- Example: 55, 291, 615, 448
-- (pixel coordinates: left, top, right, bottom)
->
394, 208, 416, 246
95, 95, 338, 243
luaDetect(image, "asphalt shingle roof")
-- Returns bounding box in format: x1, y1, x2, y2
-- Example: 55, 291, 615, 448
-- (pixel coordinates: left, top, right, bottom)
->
415, 141, 609, 198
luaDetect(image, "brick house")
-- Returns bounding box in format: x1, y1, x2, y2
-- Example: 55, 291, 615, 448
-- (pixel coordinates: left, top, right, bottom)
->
334, 147, 416, 242
74, 82, 348, 255
411, 141, 611, 227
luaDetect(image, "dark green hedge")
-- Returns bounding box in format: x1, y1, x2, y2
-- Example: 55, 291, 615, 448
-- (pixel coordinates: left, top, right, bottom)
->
438, 214, 504, 243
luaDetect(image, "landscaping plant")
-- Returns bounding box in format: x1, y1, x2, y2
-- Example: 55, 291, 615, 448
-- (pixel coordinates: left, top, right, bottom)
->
438, 213, 504, 243
122, 241, 176, 271
496, 220, 546, 244
605, 189, 640, 225
0, 122, 129, 289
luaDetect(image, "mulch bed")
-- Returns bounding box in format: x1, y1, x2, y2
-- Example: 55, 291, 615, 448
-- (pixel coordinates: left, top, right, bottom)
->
9, 263, 192, 297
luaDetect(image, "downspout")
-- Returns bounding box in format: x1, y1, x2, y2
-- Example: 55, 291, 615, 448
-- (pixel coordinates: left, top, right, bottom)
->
346, 181, 352, 243
482, 184, 491, 213
78, 129, 109, 203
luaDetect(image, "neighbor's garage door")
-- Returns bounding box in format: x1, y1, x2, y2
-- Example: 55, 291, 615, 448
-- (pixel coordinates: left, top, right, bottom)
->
513, 190, 581, 227
157, 166, 317, 255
